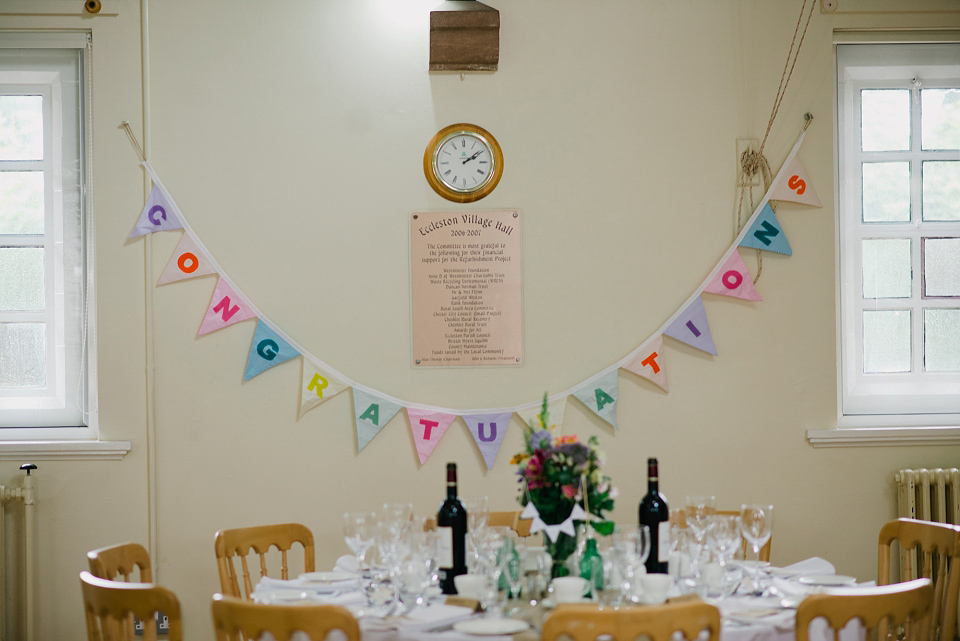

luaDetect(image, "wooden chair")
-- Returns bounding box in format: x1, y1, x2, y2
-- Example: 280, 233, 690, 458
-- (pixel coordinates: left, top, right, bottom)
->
541, 600, 721, 641
425, 509, 534, 537
214, 523, 315, 599
87, 542, 152, 582
80, 571, 183, 641
211, 593, 359, 641
796, 578, 933, 641
878, 518, 960, 641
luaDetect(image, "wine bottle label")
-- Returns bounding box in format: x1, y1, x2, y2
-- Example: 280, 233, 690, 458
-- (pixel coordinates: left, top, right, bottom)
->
658, 521, 671, 563
437, 526, 454, 568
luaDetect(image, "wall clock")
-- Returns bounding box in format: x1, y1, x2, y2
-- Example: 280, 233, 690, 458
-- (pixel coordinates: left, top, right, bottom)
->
423, 123, 503, 203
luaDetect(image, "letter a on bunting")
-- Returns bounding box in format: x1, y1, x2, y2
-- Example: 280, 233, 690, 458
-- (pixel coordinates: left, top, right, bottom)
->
406, 408, 457, 465
353, 389, 402, 452
130, 186, 183, 238
769, 157, 822, 208
198, 279, 257, 336
244, 319, 300, 381
157, 233, 217, 285
739, 204, 792, 256
572, 370, 619, 430
664, 296, 717, 355
299, 360, 350, 418
703, 251, 762, 301
622, 335, 668, 392
463, 412, 514, 470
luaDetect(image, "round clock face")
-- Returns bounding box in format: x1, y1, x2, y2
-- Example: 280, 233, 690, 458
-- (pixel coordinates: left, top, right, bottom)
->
424, 124, 503, 203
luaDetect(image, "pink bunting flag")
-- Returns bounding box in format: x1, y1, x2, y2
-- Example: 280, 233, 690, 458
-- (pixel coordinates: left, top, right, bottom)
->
157, 233, 217, 286
406, 408, 457, 465
769, 157, 822, 207
704, 251, 762, 301
197, 278, 257, 336
622, 335, 668, 392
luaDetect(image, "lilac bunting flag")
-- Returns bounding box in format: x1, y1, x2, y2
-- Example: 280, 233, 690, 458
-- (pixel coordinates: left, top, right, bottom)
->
406, 408, 457, 465
157, 233, 217, 285
197, 279, 257, 336
572, 370, 619, 430
463, 412, 514, 470
130, 186, 182, 238
704, 251, 762, 301
353, 389, 402, 452
664, 296, 717, 355
622, 335, 668, 392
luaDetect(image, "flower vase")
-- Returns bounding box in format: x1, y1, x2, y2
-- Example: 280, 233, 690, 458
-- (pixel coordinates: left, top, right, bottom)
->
545, 531, 577, 578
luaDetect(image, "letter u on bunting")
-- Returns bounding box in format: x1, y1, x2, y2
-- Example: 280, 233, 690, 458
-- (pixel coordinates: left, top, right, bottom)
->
130, 186, 182, 238
572, 370, 619, 430
740, 203, 792, 256
664, 296, 717, 355
463, 412, 514, 470
198, 278, 257, 336
769, 156, 822, 207
622, 335, 668, 392
157, 233, 217, 285
353, 389, 403, 452
299, 360, 350, 418
704, 251, 762, 301
406, 408, 457, 465
244, 320, 300, 381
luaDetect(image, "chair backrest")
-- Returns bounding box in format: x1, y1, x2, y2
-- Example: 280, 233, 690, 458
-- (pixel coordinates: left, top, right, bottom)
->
211, 593, 360, 641
80, 571, 183, 641
878, 518, 960, 641
796, 578, 933, 641
541, 600, 721, 641
214, 523, 316, 599
424, 510, 534, 537
87, 542, 152, 582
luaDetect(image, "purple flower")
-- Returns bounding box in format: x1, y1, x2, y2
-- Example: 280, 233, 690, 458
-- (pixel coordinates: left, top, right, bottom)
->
530, 429, 552, 450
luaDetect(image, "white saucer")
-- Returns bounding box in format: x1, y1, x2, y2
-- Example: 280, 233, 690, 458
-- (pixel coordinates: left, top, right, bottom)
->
798, 574, 856, 586
453, 618, 530, 635
299, 571, 356, 584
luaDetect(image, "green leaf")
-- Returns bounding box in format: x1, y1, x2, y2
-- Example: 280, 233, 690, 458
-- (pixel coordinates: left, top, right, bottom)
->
591, 521, 616, 536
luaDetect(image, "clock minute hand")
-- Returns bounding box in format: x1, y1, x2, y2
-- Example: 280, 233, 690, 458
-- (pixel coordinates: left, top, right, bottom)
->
462, 150, 483, 164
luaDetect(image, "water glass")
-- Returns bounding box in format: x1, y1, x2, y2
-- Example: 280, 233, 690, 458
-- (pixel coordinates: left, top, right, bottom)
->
343, 511, 377, 570
739, 503, 774, 594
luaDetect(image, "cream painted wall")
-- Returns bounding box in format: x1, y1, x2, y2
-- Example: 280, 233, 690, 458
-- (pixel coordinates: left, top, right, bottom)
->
1, 1, 959, 640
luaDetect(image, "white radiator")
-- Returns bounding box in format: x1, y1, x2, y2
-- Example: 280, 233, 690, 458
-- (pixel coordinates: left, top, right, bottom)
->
0, 465, 36, 641
895, 468, 960, 525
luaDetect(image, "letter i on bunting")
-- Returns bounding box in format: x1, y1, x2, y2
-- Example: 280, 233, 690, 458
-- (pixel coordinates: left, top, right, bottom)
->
664, 296, 717, 355
406, 408, 457, 465
198, 279, 257, 336
244, 320, 300, 381
130, 186, 183, 238
299, 360, 350, 418
740, 203, 792, 256
572, 370, 619, 430
353, 389, 403, 452
769, 157, 822, 207
157, 233, 217, 285
622, 335, 669, 392
704, 251, 762, 301
463, 412, 513, 470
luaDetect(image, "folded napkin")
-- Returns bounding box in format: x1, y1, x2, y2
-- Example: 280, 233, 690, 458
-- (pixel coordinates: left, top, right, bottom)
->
721, 596, 796, 631
361, 604, 475, 634
334, 555, 360, 574
255, 575, 361, 595
774, 557, 836, 576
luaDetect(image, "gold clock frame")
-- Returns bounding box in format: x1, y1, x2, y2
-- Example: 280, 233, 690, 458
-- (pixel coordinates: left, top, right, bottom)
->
423, 123, 504, 203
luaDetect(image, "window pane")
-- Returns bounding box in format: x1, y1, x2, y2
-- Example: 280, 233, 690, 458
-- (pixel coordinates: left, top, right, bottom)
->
862, 238, 911, 299
0, 247, 44, 311
862, 162, 911, 222
0, 171, 45, 234
0, 95, 43, 161
923, 237, 960, 298
863, 310, 911, 373
922, 161, 960, 222
924, 309, 960, 372
921, 89, 960, 151
0, 322, 45, 388
862, 89, 910, 152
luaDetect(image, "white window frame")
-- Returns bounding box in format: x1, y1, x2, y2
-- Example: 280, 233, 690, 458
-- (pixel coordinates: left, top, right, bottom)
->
0, 32, 98, 441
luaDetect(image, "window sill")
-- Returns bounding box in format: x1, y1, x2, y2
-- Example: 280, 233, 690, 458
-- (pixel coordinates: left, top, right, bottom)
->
806, 426, 960, 447
0, 440, 131, 461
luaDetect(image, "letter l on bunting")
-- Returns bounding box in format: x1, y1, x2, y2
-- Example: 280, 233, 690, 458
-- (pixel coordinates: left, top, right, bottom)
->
463, 412, 514, 470
572, 370, 619, 430
664, 296, 717, 355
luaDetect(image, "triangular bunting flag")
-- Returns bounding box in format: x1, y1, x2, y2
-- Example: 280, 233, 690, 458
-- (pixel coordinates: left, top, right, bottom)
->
739, 204, 792, 256
520, 502, 539, 520
769, 157, 822, 207
157, 233, 217, 285
704, 251, 762, 301
243, 320, 300, 381
406, 408, 457, 465
353, 389, 402, 452
622, 335, 669, 392
197, 279, 257, 336
130, 186, 183, 238
463, 412, 513, 470
572, 370, 620, 430
299, 360, 350, 418
664, 296, 718, 355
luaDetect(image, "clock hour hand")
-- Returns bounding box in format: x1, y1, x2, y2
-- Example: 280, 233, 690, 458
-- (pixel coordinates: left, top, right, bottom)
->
462, 150, 483, 164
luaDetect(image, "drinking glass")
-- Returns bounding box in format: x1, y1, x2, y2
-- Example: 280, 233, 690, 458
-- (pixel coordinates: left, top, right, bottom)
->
523, 548, 551, 606
382, 502, 414, 539
343, 511, 377, 570
706, 514, 741, 597
464, 497, 489, 569
739, 504, 774, 594
685, 496, 716, 595
611, 525, 650, 604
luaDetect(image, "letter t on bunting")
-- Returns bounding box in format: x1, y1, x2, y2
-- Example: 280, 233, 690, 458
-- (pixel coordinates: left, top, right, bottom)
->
463, 412, 514, 470
406, 408, 457, 465
622, 335, 668, 392
572, 370, 619, 430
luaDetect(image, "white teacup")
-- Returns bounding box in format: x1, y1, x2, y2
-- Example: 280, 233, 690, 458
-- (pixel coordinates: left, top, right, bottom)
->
454, 573, 483, 599
641, 574, 673, 604
551, 576, 590, 603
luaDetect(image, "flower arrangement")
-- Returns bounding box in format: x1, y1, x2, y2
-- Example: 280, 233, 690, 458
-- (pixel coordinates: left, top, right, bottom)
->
512, 393, 617, 575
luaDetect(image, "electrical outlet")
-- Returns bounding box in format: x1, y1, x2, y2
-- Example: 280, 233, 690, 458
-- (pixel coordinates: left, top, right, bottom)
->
736, 138, 761, 187
157, 612, 170, 634
134, 616, 145, 636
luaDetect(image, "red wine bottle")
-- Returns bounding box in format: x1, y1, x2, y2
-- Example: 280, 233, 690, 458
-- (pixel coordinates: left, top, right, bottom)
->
639, 457, 669, 573
437, 462, 468, 594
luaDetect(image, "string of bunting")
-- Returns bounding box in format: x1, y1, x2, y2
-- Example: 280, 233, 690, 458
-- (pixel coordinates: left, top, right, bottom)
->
124, 120, 821, 470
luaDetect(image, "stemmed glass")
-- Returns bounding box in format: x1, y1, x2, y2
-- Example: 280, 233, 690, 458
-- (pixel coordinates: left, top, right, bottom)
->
611, 525, 650, 605
523, 549, 552, 606
474, 527, 505, 618
706, 514, 741, 596
464, 497, 489, 570
739, 504, 774, 594
343, 511, 377, 571
685, 495, 716, 594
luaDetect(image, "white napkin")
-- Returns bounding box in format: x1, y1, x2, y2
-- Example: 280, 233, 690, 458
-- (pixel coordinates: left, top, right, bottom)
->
254, 575, 361, 595
777, 557, 836, 576
361, 604, 475, 634
334, 555, 360, 574
721, 596, 796, 631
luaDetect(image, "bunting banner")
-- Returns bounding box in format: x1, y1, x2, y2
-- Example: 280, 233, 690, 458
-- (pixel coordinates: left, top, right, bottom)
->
704, 251, 763, 301
770, 157, 822, 208
244, 320, 300, 381
353, 388, 403, 452
463, 412, 514, 470
130, 185, 182, 238
197, 278, 257, 336
525, 501, 587, 542
664, 296, 717, 355
299, 360, 350, 418
572, 370, 619, 430
739, 203, 792, 256
622, 335, 668, 392
157, 233, 217, 285
406, 408, 457, 465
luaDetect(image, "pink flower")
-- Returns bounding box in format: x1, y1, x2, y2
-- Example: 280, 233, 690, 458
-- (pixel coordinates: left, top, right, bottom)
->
561, 484, 578, 498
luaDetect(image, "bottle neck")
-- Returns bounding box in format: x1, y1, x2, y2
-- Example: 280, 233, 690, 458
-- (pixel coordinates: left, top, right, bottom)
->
647, 459, 659, 493
446, 481, 458, 498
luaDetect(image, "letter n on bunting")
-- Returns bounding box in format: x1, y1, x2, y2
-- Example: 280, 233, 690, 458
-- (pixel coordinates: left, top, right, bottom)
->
197, 279, 257, 336
572, 370, 619, 430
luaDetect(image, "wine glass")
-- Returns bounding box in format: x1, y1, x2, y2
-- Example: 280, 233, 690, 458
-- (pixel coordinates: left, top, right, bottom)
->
706, 514, 741, 596
343, 511, 377, 571
464, 497, 489, 569
739, 504, 774, 593
685, 495, 716, 595
382, 502, 413, 538
612, 525, 650, 604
